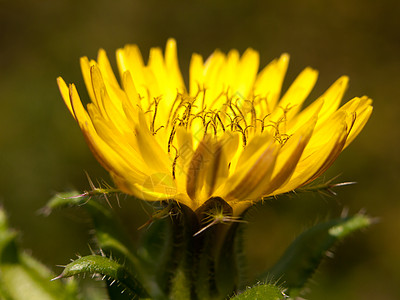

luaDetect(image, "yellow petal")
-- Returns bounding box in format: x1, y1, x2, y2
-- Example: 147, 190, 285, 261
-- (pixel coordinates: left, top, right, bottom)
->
234, 48, 259, 99
274, 111, 348, 194
223, 133, 278, 201
120, 71, 141, 129
344, 98, 373, 148
222, 49, 240, 93
135, 111, 171, 174
254, 53, 289, 115
189, 53, 204, 97
68, 83, 90, 127
90, 65, 129, 133
263, 114, 317, 195
186, 135, 214, 206
116, 44, 145, 77
206, 131, 240, 197
174, 126, 194, 193
57, 77, 74, 118
271, 67, 318, 122
116, 44, 149, 101
80, 56, 97, 103
203, 51, 226, 108
165, 38, 186, 93
97, 49, 120, 89
315, 76, 349, 125
112, 172, 178, 202
148, 47, 168, 92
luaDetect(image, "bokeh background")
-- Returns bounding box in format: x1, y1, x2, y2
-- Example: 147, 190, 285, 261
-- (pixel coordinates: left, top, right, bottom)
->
1, 0, 399, 299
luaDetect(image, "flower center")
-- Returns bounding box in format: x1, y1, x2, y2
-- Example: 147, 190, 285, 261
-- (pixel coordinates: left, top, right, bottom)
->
146, 88, 293, 151
142, 88, 294, 181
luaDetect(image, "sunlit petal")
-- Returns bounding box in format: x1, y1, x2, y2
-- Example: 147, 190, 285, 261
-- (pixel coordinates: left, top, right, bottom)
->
59, 40, 372, 214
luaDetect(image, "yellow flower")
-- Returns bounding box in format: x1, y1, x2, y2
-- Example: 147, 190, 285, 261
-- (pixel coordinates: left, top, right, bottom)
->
57, 39, 372, 216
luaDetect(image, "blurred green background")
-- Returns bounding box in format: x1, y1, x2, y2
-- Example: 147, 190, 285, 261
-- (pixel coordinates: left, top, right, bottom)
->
0, 0, 399, 299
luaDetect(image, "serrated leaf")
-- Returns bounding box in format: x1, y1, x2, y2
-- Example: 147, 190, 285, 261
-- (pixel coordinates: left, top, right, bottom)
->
54, 255, 146, 299
259, 213, 372, 296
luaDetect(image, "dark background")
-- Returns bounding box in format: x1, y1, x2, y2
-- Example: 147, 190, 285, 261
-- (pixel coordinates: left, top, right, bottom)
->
1, 0, 399, 299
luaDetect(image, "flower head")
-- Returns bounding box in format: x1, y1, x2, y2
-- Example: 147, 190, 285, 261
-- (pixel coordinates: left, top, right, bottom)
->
58, 39, 372, 215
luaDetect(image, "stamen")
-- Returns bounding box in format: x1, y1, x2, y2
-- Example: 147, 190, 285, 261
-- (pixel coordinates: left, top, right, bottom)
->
168, 124, 177, 153
245, 99, 257, 131
214, 111, 225, 132
145, 87, 153, 111
166, 93, 181, 128
233, 122, 246, 146
189, 114, 204, 128
244, 124, 255, 139
258, 114, 271, 133
265, 117, 292, 145
182, 98, 196, 128
154, 126, 165, 134
171, 145, 179, 180
232, 101, 247, 128
224, 113, 234, 131
204, 120, 217, 136
201, 85, 207, 111
150, 96, 161, 134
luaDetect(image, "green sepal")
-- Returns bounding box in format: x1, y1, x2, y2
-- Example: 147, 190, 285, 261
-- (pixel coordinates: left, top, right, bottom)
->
215, 220, 248, 298
54, 255, 147, 298
192, 198, 235, 300
136, 203, 179, 293
229, 282, 286, 300
259, 213, 372, 297
139, 201, 198, 299
0, 207, 79, 300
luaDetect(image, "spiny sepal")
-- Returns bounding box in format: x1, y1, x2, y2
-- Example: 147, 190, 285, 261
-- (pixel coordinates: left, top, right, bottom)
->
259, 212, 372, 297
229, 281, 287, 300
42, 174, 120, 215
42, 191, 90, 215
293, 175, 356, 197
53, 255, 147, 299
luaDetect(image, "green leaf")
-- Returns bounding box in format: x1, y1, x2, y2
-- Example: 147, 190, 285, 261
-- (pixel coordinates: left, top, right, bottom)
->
45, 192, 138, 268
259, 213, 372, 296
229, 283, 286, 300
0, 207, 79, 300
46, 192, 166, 299
54, 255, 146, 299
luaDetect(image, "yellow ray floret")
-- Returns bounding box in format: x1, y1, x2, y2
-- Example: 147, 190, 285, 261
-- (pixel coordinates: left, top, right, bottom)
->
58, 38, 373, 215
